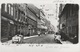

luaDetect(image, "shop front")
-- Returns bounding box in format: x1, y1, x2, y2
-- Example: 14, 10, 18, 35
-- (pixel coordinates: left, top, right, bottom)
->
37, 24, 47, 34
27, 17, 37, 36
1, 16, 16, 42
1, 16, 9, 42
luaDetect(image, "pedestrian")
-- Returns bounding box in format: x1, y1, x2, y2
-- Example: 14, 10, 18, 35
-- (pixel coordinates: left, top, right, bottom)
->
12, 31, 21, 44
38, 31, 41, 36
55, 33, 61, 40
19, 33, 24, 43
54, 32, 62, 44
45, 32, 48, 36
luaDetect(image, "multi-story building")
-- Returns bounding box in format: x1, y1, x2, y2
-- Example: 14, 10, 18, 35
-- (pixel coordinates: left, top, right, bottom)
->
14, 4, 27, 36
38, 9, 55, 34
37, 9, 47, 34
26, 4, 40, 36
1, 4, 17, 42
39, 9, 55, 33
1, 4, 27, 42
1, 3, 40, 42
59, 4, 79, 43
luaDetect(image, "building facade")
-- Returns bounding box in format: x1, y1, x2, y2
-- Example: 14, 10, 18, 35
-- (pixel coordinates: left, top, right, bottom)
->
59, 4, 79, 43
1, 4, 17, 42
26, 4, 40, 36
37, 9, 47, 34
1, 3, 40, 42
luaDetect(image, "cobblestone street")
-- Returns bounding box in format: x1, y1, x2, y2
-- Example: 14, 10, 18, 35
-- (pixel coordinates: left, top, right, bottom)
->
4, 34, 60, 44
4, 34, 72, 44
23, 34, 58, 44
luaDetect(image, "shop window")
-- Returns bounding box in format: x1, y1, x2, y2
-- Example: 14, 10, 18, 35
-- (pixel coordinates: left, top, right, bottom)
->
62, 24, 65, 28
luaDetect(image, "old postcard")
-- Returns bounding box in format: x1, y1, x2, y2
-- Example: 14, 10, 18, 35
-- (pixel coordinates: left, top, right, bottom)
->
0, 0, 80, 52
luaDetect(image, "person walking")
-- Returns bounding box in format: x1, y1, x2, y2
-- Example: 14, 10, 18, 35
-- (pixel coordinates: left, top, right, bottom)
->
38, 31, 41, 36
54, 32, 62, 44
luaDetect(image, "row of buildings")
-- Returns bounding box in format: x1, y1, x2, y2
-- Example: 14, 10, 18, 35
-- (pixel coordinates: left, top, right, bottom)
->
1, 3, 53, 42
59, 4, 79, 43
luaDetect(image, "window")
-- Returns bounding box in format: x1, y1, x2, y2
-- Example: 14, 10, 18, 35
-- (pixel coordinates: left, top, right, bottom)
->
14, 8, 15, 19
5, 4, 7, 12
11, 6, 13, 16
17, 10, 18, 20
8, 4, 11, 14
62, 24, 65, 27
19, 12, 21, 21
15, 10, 18, 20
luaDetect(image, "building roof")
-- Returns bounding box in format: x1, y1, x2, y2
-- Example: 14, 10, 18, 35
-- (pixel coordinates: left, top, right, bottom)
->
40, 9, 45, 16
27, 4, 40, 17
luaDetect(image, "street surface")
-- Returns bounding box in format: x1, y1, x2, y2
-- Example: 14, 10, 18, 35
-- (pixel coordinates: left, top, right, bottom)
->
23, 34, 59, 44
4, 34, 72, 44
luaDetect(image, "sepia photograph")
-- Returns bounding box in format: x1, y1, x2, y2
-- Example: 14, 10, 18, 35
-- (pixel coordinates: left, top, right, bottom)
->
1, 3, 79, 44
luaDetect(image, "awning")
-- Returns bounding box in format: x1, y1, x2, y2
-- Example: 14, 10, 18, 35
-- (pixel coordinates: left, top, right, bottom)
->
37, 19, 45, 25
1, 16, 14, 24
37, 25, 47, 29
1, 16, 9, 22
27, 4, 40, 16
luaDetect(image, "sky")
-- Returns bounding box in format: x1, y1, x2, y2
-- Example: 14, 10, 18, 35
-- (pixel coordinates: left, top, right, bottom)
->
33, 4, 59, 32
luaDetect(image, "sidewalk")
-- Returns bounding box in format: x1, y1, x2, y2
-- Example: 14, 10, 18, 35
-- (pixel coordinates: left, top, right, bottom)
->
1, 38, 8, 43
23, 35, 38, 39
3, 35, 73, 44
4, 35, 38, 43
60, 40, 73, 44
54, 35, 73, 44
